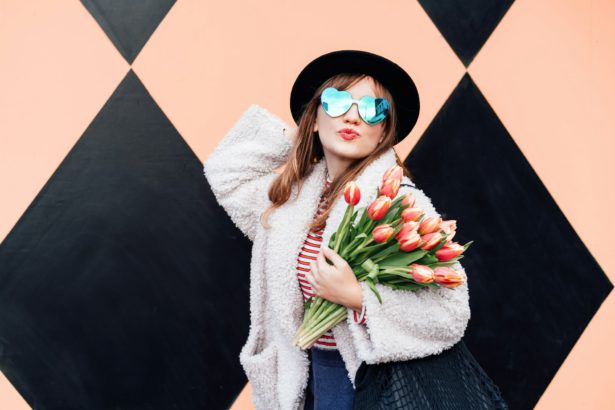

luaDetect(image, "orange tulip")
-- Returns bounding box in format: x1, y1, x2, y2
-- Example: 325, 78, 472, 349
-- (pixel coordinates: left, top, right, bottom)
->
401, 207, 423, 222
435, 242, 465, 261
418, 216, 442, 235
380, 178, 401, 199
401, 192, 416, 207
410, 263, 434, 284
373, 224, 395, 243
382, 165, 403, 182
419, 232, 443, 250
395, 221, 419, 240
440, 220, 457, 241
433, 267, 466, 288
367, 195, 392, 220
398, 230, 422, 251
343, 181, 361, 206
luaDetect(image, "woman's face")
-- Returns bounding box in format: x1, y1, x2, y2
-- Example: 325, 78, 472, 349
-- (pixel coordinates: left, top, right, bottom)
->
314, 77, 387, 170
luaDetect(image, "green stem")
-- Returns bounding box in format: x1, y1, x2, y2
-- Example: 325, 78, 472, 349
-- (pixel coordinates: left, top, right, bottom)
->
299, 306, 347, 348
334, 205, 354, 254
307, 301, 338, 330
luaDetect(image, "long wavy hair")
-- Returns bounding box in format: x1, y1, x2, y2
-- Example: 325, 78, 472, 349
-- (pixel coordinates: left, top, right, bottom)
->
260, 73, 413, 231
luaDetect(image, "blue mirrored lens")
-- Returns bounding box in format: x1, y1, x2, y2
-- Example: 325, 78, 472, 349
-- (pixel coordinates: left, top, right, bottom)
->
321, 87, 352, 116
359, 96, 389, 125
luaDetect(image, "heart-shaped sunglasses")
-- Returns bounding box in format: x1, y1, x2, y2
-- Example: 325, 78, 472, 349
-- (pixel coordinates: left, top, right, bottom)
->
320, 86, 390, 125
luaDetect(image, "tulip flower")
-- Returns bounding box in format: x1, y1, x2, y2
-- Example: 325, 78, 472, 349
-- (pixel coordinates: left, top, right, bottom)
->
401, 207, 423, 222
410, 263, 434, 284
373, 224, 395, 243
433, 267, 466, 288
343, 181, 361, 206
398, 230, 422, 251
395, 221, 419, 240
380, 177, 401, 199
419, 232, 443, 250
440, 220, 457, 241
401, 192, 416, 207
418, 216, 442, 235
435, 241, 465, 261
367, 195, 392, 220
382, 164, 403, 182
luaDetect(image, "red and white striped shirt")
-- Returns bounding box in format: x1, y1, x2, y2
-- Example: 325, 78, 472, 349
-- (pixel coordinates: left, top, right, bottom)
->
296, 179, 367, 350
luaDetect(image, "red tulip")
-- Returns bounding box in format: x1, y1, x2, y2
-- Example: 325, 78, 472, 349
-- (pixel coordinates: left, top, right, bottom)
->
398, 230, 422, 251
419, 232, 443, 250
435, 242, 465, 261
409, 263, 434, 284
433, 267, 466, 288
395, 221, 419, 240
380, 178, 401, 199
343, 181, 361, 206
401, 207, 423, 222
373, 224, 395, 243
367, 195, 391, 220
401, 192, 416, 207
382, 165, 403, 182
418, 216, 442, 235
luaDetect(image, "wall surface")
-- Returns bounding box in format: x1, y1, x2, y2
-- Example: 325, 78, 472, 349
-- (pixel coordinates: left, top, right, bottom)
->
1, 1, 613, 409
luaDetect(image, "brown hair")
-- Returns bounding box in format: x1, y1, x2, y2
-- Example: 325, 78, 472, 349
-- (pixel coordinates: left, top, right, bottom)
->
260, 73, 413, 230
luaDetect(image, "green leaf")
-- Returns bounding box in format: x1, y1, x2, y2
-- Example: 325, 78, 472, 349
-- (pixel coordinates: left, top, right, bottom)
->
371, 242, 401, 262
355, 208, 370, 232
414, 253, 439, 265
463, 240, 474, 251
429, 260, 460, 268
366, 278, 382, 304
379, 249, 427, 267
351, 209, 359, 224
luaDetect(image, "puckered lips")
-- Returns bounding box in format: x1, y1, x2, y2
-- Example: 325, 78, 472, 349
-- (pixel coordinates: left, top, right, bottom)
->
338, 128, 359, 140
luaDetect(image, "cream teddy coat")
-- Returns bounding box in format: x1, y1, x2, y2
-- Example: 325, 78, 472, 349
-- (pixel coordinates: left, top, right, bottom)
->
203, 104, 471, 410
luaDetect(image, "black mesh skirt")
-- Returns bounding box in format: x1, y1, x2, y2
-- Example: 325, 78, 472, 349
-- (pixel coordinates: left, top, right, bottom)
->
353, 340, 508, 410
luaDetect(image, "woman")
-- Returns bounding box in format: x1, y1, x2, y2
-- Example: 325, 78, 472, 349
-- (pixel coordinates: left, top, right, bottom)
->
203, 50, 471, 410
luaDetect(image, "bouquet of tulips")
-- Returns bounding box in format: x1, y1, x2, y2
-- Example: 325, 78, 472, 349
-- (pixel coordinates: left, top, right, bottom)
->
292, 165, 473, 350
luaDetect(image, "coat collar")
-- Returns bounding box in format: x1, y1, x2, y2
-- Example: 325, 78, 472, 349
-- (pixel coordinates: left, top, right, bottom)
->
266, 147, 399, 343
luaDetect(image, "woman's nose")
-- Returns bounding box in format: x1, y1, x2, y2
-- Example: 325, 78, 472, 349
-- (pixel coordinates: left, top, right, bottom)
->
343, 102, 361, 124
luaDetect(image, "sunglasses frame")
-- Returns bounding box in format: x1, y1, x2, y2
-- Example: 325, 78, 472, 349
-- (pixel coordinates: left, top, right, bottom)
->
320, 86, 390, 125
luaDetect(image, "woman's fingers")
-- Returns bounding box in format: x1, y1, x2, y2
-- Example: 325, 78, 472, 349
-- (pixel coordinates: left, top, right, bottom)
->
322, 246, 345, 267
308, 260, 319, 294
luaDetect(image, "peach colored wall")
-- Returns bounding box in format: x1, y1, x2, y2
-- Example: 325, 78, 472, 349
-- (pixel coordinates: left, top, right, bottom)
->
1, 1, 613, 409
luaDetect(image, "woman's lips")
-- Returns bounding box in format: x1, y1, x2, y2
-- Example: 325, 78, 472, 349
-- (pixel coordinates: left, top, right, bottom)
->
339, 129, 359, 140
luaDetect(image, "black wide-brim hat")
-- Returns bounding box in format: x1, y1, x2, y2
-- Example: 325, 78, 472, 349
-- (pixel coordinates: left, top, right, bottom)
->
290, 50, 420, 144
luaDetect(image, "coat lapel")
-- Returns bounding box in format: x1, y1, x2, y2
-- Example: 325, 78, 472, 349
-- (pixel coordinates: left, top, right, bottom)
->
266, 159, 328, 342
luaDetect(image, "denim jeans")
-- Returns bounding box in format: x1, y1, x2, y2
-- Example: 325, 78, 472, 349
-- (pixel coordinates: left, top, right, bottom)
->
304, 347, 355, 410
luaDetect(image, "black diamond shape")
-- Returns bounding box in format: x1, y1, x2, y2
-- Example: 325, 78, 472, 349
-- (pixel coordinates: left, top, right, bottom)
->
0, 69, 251, 409
80, 0, 176, 64
405, 73, 612, 410
418, 0, 514, 66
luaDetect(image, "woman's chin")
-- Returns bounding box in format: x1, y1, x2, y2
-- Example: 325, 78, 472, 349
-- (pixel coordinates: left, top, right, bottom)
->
327, 148, 371, 162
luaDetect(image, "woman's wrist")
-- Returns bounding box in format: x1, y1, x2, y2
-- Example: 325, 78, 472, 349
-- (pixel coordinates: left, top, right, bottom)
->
341, 282, 364, 313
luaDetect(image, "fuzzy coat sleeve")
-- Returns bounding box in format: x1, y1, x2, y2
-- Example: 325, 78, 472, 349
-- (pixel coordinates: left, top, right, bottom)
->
346, 179, 471, 364
203, 104, 293, 242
